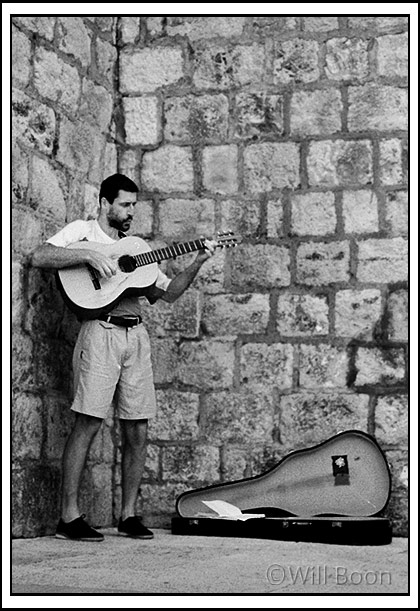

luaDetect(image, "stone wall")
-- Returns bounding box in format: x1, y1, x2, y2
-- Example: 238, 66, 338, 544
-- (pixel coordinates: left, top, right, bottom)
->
12, 16, 408, 537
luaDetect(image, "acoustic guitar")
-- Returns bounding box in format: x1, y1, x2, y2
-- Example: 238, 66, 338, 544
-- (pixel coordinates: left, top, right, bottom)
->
56, 232, 240, 319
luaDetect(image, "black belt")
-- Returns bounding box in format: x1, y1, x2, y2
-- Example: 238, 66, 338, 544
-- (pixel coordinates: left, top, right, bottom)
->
98, 314, 142, 327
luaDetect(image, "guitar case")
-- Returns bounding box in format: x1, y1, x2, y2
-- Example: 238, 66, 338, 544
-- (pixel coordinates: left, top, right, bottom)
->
171, 430, 393, 545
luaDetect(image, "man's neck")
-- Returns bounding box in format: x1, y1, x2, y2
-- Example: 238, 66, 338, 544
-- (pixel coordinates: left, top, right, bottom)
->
97, 216, 120, 240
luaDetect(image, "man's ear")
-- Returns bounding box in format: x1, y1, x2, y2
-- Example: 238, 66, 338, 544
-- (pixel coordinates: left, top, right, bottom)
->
100, 197, 110, 209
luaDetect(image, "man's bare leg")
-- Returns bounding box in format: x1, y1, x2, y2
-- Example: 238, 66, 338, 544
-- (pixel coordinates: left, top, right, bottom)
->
61, 412, 103, 522
120, 418, 148, 520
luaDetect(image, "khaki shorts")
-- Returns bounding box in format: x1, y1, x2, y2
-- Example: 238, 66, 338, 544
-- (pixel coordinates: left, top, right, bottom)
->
71, 320, 157, 420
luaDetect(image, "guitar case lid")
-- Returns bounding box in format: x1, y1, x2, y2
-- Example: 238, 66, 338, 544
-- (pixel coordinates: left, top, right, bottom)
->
175, 430, 392, 519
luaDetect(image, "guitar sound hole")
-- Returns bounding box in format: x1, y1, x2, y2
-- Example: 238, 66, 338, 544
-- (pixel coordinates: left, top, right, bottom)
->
118, 255, 136, 273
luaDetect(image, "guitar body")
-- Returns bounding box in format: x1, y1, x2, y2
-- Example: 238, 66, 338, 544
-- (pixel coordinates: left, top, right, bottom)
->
176, 431, 391, 518
57, 237, 159, 319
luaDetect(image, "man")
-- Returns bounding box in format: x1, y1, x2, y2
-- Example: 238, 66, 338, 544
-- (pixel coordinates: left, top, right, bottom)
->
32, 173, 216, 541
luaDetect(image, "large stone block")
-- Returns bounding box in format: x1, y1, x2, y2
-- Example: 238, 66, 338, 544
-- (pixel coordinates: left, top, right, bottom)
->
342, 190, 379, 234
57, 117, 104, 176
267, 198, 285, 238
202, 293, 270, 337
290, 89, 342, 136
165, 93, 229, 144
385, 184, 408, 233
12, 208, 43, 257
302, 17, 339, 31
273, 39, 320, 84
157, 197, 215, 240
220, 199, 262, 239
12, 392, 44, 460
167, 16, 246, 40
142, 290, 200, 338
202, 386, 275, 444
277, 293, 329, 337
140, 483, 190, 520
202, 145, 238, 194
44, 393, 75, 461
120, 16, 140, 44
193, 43, 265, 90
12, 464, 61, 537
229, 244, 291, 290
234, 92, 284, 140
239, 343, 294, 389
150, 338, 178, 385
148, 390, 200, 441
30, 156, 67, 227
34, 47, 81, 113
57, 17, 92, 67
35, 338, 73, 394
298, 344, 349, 389
95, 37, 118, 87
348, 17, 408, 30
12, 142, 29, 206
325, 38, 370, 81
12, 330, 36, 391
12, 25, 31, 85
376, 33, 408, 78
142, 146, 194, 193
120, 47, 184, 94
307, 140, 373, 187
14, 16, 55, 40
12, 260, 24, 327
357, 238, 408, 283
123, 96, 162, 146
279, 393, 369, 451
290, 191, 336, 236
386, 289, 408, 341
355, 347, 406, 386
79, 463, 113, 527
379, 139, 403, 185
79, 79, 114, 132
375, 395, 408, 446
348, 84, 408, 132
244, 143, 300, 192
296, 241, 350, 286
176, 340, 235, 390
335, 289, 382, 340
12, 89, 56, 155
161, 445, 220, 483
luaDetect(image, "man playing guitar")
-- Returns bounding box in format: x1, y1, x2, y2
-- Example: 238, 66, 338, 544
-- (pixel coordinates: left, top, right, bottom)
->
32, 173, 217, 541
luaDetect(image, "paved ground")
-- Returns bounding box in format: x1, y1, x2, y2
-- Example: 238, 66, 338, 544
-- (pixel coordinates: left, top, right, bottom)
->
10, 528, 410, 596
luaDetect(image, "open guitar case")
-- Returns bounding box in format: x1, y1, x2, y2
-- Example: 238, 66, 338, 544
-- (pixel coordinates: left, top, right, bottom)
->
171, 430, 393, 545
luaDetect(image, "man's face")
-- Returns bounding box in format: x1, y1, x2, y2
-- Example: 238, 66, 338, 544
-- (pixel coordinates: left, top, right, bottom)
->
106, 190, 137, 232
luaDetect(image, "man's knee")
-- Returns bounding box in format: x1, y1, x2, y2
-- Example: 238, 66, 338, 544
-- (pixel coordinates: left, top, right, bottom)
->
73, 412, 103, 436
121, 419, 148, 447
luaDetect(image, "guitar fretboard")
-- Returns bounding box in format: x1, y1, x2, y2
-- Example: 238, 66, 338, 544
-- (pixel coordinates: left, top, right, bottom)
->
132, 239, 205, 268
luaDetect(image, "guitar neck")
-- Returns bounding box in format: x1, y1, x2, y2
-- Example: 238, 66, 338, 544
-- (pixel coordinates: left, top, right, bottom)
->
133, 239, 206, 268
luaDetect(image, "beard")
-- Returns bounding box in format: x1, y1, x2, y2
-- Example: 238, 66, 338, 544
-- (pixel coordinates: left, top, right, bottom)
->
108, 216, 132, 232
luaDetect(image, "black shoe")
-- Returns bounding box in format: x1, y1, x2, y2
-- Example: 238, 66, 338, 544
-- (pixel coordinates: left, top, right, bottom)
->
118, 516, 154, 539
55, 514, 104, 542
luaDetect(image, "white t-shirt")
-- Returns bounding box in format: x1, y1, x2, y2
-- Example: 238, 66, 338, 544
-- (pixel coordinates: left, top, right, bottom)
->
47, 219, 171, 316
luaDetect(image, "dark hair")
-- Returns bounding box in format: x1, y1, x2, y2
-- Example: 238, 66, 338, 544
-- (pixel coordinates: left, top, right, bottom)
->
99, 173, 139, 205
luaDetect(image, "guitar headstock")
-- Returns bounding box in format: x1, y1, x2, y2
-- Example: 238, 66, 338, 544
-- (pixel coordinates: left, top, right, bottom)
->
214, 231, 242, 249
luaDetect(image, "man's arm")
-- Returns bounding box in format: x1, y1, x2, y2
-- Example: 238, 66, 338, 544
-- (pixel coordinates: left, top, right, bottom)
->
161, 239, 216, 303
31, 243, 118, 278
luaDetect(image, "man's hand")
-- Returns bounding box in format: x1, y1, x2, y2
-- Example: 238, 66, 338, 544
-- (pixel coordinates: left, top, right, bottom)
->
86, 249, 118, 278
196, 237, 217, 264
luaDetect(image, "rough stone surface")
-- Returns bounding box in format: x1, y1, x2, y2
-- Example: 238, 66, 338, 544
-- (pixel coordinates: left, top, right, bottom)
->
202, 294, 270, 337
120, 47, 184, 93
296, 241, 350, 285
335, 289, 382, 340
342, 190, 379, 234
244, 143, 300, 192
307, 140, 373, 187
277, 293, 329, 336
291, 191, 336, 236
142, 146, 194, 193
357, 238, 408, 283
12, 16, 408, 539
